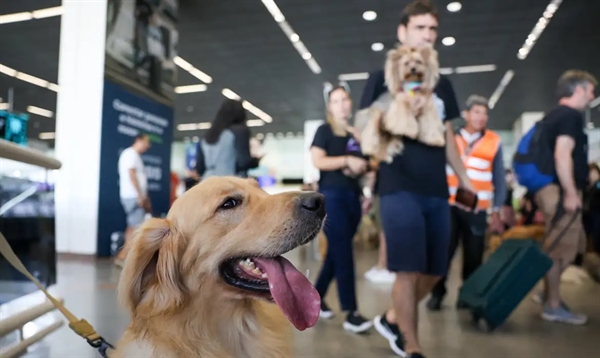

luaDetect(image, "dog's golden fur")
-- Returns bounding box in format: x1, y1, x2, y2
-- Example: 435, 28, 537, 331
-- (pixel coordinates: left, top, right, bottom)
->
361, 44, 444, 163
113, 176, 323, 358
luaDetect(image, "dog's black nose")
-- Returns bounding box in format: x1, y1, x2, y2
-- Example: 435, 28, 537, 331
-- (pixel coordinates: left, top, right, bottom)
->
411, 67, 417, 74
300, 192, 326, 219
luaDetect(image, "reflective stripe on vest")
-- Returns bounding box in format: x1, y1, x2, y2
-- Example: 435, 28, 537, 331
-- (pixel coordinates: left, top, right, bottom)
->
447, 130, 500, 210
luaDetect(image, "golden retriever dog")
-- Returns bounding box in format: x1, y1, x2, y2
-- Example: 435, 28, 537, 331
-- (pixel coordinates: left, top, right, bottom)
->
361, 44, 443, 163
113, 176, 326, 358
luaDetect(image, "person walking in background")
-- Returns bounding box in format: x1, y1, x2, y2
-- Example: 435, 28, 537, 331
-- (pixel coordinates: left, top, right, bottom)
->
503, 169, 517, 230
359, 1, 476, 356
531, 69, 596, 325
115, 133, 151, 267
311, 84, 373, 334
428, 95, 506, 311
195, 98, 261, 180
583, 163, 600, 254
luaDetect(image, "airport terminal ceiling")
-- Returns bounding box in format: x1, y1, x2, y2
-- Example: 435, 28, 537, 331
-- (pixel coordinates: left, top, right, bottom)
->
0, 0, 599, 144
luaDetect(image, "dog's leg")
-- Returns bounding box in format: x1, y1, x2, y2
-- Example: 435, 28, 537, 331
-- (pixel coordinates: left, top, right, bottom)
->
385, 137, 404, 163
385, 93, 419, 139
360, 109, 382, 157
417, 98, 446, 147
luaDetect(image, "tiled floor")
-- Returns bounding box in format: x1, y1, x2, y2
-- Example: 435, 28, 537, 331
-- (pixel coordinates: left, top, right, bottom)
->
4, 247, 600, 357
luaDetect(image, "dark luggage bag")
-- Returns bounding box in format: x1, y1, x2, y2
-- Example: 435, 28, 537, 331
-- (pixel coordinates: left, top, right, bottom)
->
457, 239, 553, 332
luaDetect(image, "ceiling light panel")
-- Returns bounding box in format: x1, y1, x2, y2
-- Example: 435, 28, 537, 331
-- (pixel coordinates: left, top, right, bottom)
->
174, 84, 207, 94
0, 63, 59, 92
174, 56, 212, 83
27, 105, 53, 118
338, 72, 370, 81
220, 89, 272, 124
339, 64, 496, 82
0, 6, 63, 25
446, 2, 462, 13
371, 42, 384, 52
261, 0, 322, 74
441, 37, 456, 46
489, 70, 515, 109
362, 11, 377, 21
517, 0, 562, 60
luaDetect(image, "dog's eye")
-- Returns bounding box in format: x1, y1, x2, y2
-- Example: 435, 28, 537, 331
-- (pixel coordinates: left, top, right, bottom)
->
220, 197, 240, 210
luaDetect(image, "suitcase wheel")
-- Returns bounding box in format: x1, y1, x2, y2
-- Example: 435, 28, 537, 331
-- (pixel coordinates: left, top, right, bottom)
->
479, 319, 496, 333
472, 313, 496, 333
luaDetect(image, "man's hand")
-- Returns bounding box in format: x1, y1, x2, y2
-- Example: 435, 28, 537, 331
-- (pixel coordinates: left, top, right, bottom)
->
361, 196, 373, 215
563, 191, 582, 213
490, 211, 504, 234
137, 195, 146, 208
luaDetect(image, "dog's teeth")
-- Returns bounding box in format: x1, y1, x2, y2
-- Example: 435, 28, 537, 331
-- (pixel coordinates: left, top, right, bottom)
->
252, 267, 263, 276
261, 273, 268, 279
305, 269, 310, 278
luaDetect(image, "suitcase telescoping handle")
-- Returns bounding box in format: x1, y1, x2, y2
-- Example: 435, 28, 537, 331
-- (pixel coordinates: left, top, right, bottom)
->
542, 189, 582, 254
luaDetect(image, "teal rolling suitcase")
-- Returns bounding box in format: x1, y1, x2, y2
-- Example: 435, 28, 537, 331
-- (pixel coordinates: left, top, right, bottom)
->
457, 239, 553, 332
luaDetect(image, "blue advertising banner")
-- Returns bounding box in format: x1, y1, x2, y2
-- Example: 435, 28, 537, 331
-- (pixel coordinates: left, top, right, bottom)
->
97, 79, 173, 257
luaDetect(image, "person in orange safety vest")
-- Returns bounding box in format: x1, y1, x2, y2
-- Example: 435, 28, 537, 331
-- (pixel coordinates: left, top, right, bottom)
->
428, 94, 507, 311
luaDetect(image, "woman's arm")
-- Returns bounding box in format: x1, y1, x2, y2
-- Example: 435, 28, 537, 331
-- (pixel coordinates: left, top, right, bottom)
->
195, 143, 206, 176
311, 147, 347, 171
232, 125, 260, 172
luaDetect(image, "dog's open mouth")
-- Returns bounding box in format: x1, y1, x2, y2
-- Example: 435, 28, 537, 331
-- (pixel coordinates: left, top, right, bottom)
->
404, 73, 424, 82
220, 256, 320, 331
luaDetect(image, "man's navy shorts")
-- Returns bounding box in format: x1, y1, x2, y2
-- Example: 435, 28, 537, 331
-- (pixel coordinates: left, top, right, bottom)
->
380, 190, 451, 276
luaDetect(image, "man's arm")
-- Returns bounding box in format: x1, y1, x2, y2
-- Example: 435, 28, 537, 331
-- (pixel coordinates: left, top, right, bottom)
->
491, 145, 507, 211
555, 135, 577, 195
445, 123, 474, 191
128, 168, 145, 200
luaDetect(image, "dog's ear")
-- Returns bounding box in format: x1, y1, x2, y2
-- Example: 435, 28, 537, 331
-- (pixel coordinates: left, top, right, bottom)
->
117, 218, 187, 316
385, 48, 403, 94
420, 45, 440, 89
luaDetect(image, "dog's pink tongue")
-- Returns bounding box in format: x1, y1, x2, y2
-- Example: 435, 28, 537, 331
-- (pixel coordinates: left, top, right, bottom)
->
252, 257, 320, 331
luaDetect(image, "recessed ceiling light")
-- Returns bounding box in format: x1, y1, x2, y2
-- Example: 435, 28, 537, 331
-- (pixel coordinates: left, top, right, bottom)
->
362, 10, 377, 21
442, 36, 456, 46
447, 2, 462, 12
290, 33, 299, 42
371, 42, 384, 52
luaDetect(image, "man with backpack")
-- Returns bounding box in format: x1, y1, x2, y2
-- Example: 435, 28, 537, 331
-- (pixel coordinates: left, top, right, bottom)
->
514, 69, 596, 325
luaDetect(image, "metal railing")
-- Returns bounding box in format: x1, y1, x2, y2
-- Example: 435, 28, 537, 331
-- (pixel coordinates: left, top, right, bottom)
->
0, 139, 64, 357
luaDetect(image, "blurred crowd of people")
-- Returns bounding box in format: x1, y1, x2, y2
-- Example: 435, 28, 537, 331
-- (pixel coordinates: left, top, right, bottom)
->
113, 1, 598, 357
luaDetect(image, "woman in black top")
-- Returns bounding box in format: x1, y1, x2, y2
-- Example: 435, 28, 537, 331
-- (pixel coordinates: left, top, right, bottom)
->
583, 163, 600, 254
310, 85, 372, 333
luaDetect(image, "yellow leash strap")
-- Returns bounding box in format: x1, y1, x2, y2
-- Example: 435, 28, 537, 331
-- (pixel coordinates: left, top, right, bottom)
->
0, 232, 114, 357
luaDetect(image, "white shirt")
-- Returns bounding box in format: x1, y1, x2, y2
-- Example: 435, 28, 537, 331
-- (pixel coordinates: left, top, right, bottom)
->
118, 147, 147, 199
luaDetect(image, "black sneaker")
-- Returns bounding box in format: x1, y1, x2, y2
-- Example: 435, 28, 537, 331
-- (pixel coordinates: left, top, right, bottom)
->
407, 353, 425, 358
319, 301, 334, 319
373, 313, 406, 357
426, 296, 442, 311
342, 311, 373, 333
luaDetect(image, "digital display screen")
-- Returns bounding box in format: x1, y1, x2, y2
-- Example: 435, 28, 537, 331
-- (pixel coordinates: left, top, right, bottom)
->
0, 110, 29, 146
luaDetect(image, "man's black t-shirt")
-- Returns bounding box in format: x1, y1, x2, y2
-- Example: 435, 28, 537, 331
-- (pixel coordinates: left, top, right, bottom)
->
311, 124, 364, 192
359, 70, 460, 198
541, 105, 589, 189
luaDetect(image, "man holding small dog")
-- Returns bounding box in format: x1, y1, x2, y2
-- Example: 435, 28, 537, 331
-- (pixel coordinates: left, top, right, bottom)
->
427, 95, 507, 311
359, 1, 476, 357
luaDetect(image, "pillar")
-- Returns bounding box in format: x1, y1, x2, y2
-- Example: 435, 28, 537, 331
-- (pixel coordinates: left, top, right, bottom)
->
55, 0, 175, 256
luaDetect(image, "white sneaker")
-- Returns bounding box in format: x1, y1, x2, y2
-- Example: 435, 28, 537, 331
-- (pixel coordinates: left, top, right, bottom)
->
364, 267, 396, 284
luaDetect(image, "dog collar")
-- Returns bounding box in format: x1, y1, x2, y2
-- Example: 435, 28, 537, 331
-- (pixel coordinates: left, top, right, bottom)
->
403, 81, 422, 96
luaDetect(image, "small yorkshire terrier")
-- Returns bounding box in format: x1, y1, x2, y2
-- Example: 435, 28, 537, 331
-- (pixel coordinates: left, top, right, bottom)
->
360, 44, 444, 163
